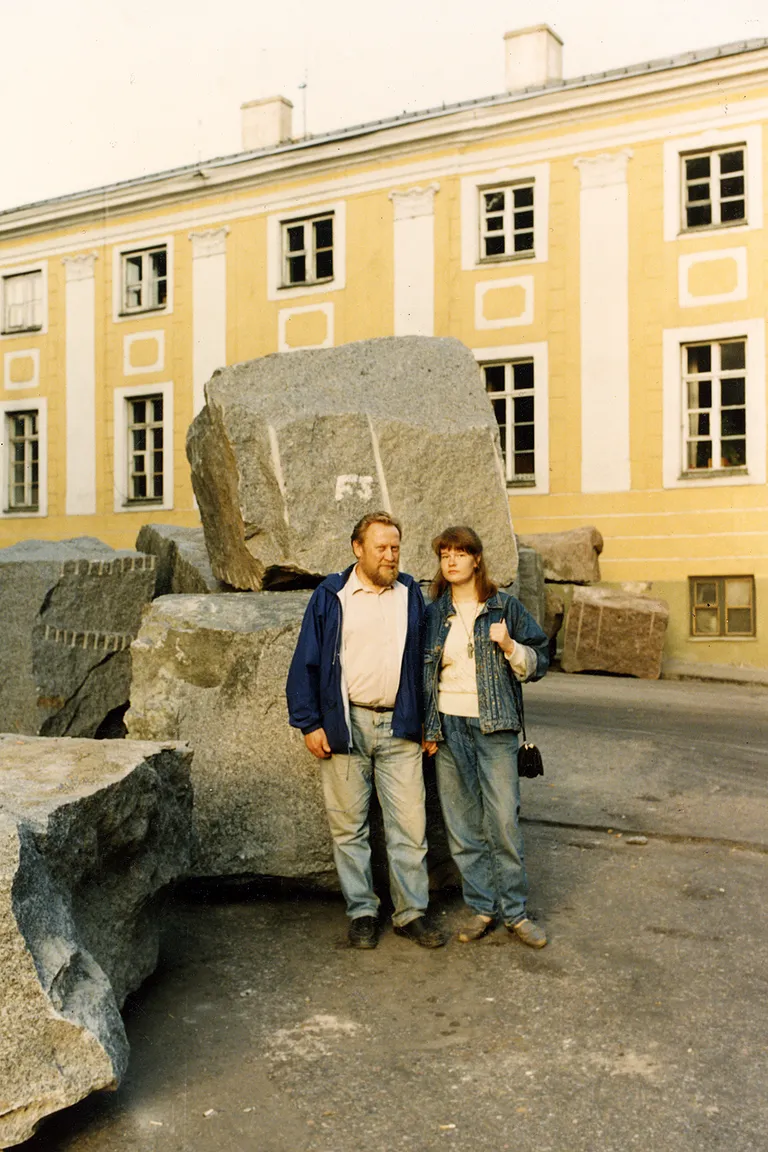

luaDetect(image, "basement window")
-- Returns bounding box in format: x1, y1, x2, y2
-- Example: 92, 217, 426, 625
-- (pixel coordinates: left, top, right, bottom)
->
690, 576, 755, 637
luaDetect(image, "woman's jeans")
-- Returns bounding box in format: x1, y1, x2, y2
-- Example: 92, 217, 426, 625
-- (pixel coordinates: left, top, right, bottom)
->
320, 705, 429, 928
436, 714, 528, 924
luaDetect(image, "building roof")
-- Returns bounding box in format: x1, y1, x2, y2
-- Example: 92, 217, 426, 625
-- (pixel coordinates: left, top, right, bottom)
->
2, 34, 768, 219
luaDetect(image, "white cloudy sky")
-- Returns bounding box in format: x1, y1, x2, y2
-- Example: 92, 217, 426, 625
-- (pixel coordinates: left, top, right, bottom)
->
1, 0, 767, 212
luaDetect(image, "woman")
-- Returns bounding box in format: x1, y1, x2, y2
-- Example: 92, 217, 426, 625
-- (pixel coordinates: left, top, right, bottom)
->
423, 526, 550, 947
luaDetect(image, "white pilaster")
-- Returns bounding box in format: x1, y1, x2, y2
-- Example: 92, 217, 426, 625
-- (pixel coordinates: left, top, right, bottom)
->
575, 151, 632, 493
189, 227, 229, 414
389, 184, 439, 337
63, 252, 97, 515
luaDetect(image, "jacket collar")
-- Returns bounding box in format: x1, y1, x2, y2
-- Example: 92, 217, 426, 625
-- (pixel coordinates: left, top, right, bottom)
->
320, 564, 416, 595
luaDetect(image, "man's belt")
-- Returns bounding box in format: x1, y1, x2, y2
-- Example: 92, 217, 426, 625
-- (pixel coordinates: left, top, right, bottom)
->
351, 702, 393, 713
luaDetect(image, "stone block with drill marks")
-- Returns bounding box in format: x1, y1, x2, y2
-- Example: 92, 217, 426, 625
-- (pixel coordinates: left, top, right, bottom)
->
186, 336, 518, 590
517, 526, 603, 584
0, 735, 192, 1148
560, 586, 670, 680
0, 538, 156, 737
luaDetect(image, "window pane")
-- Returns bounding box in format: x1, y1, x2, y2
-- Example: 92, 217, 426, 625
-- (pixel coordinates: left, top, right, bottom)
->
513, 185, 534, 208
687, 379, 712, 409
688, 441, 711, 469
152, 397, 163, 421
513, 361, 534, 390
719, 150, 744, 174
288, 255, 306, 284
686, 204, 712, 228
720, 341, 745, 370
514, 452, 535, 475
514, 424, 534, 452
485, 216, 504, 231
720, 176, 744, 198
695, 581, 717, 605
514, 395, 534, 423
151, 249, 167, 277
153, 474, 164, 498
689, 412, 709, 436
721, 439, 746, 467
315, 249, 334, 279
693, 607, 719, 635
726, 607, 752, 634
484, 235, 506, 257
687, 182, 710, 202
514, 210, 534, 230
287, 225, 304, 252
725, 578, 752, 607
721, 199, 745, 222
721, 409, 745, 437
514, 232, 534, 252
686, 155, 710, 180
125, 256, 142, 285
484, 365, 506, 392
484, 191, 505, 212
687, 344, 711, 374
132, 400, 146, 424
156, 278, 167, 306
314, 217, 333, 248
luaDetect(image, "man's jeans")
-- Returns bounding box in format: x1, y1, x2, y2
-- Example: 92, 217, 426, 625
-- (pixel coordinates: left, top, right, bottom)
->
435, 714, 528, 924
321, 705, 428, 927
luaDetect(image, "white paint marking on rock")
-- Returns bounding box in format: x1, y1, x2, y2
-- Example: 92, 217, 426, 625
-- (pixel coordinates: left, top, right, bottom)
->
334, 474, 374, 502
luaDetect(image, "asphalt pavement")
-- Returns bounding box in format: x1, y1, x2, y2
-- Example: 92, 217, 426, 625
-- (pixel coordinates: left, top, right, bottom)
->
20, 672, 768, 1152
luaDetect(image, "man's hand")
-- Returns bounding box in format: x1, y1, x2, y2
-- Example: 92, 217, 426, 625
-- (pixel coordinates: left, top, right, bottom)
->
304, 728, 332, 759
422, 740, 438, 757
489, 620, 515, 655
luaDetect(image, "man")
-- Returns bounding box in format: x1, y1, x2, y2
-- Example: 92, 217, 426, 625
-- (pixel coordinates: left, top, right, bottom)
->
286, 511, 445, 950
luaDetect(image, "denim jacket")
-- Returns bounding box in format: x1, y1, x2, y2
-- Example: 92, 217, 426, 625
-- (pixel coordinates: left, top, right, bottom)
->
423, 587, 549, 742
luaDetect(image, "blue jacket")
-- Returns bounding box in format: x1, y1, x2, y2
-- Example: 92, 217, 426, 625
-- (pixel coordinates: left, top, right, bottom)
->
286, 565, 425, 753
423, 587, 549, 741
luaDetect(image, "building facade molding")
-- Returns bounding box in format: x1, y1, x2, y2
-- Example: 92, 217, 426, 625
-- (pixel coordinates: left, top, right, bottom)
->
388, 183, 440, 221
189, 226, 230, 259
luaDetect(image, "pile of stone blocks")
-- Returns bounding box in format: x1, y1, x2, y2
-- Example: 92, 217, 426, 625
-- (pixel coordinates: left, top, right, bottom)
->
186, 336, 518, 590
0, 735, 192, 1147
0, 538, 156, 738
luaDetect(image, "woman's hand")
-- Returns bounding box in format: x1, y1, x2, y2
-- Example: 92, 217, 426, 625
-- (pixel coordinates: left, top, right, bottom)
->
422, 740, 438, 757
489, 620, 516, 655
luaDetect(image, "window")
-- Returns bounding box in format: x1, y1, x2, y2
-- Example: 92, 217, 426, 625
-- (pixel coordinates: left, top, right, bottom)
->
5, 409, 39, 511
682, 147, 745, 231
121, 246, 168, 314
281, 215, 334, 287
683, 339, 746, 472
690, 576, 755, 638
484, 360, 535, 484
2, 270, 43, 333
480, 183, 535, 260
126, 394, 164, 503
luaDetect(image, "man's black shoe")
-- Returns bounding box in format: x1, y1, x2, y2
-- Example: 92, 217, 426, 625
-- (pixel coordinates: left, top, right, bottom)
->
348, 915, 378, 949
393, 916, 447, 949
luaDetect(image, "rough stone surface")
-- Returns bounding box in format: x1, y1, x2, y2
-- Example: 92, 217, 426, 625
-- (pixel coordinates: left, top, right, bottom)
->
543, 585, 566, 642
126, 593, 332, 880
560, 586, 670, 679
135, 524, 226, 596
0, 538, 155, 738
0, 735, 192, 1147
510, 543, 546, 626
517, 526, 603, 584
186, 337, 517, 590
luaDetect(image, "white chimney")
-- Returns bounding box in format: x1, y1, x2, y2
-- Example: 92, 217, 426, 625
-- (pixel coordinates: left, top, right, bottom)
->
240, 96, 293, 151
504, 25, 563, 92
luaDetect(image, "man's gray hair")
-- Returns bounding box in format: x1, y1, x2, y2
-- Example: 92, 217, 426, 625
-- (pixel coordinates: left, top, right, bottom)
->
350, 511, 403, 546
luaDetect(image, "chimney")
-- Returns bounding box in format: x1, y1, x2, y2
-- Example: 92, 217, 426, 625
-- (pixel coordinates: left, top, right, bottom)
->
240, 96, 293, 151
504, 25, 563, 92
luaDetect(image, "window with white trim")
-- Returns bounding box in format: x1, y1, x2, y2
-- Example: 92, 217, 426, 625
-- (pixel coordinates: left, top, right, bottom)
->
683, 339, 746, 472
121, 245, 168, 314
682, 146, 746, 231
690, 576, 755, 638
5, 409, 39, 511
281, 214, 334, 287
484, 359, 535, 484
2, 270, 43, 334
126, 394, 164, 503
480, 183, 535, 261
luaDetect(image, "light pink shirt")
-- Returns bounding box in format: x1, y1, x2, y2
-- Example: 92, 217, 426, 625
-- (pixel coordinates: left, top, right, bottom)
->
340, 566, 405, 708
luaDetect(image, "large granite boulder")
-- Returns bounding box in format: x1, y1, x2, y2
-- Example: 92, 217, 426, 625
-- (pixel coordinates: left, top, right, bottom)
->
510, 544, 546, 626
0, 538, 155, 738
135, 523, 225, 596
126, 593, 331, 880
517, 526, 603, 584
186, 337, 517, 590
0, 735, 192, 1148
560, 586, 670, 679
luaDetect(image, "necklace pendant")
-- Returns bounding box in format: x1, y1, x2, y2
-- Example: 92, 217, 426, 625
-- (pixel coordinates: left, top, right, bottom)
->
467, 640, 474, 659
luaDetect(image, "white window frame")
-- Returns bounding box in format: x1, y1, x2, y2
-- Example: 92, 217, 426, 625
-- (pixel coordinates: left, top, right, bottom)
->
461, 163, 549, 270
0, 397, 48, 518
478, 180, 536, 263
113, 382, 174, 512
0, 262, 48, 338
267, 200, 346, 301
112, 236, 174, 322
662, 319, 765, 489
681, 338, 747, 476
681, 145, 746, 233
663, 124, 762, 242
473, 342, 549, 494
280, 213, 335, 289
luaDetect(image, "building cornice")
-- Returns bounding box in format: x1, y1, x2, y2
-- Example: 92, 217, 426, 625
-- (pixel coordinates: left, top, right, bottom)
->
1, 43, 768, 243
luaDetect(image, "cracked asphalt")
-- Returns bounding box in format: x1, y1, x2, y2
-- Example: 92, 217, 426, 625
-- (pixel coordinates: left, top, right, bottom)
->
20, 673, 768, 1152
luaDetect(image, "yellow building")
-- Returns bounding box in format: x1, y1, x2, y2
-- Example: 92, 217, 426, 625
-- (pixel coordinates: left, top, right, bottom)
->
1, 26, 767, 670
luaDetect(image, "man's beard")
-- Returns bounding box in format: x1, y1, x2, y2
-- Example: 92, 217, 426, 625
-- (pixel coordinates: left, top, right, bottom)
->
369, 566, 398, 588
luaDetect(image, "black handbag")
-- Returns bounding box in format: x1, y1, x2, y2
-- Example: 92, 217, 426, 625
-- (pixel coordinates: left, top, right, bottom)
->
515, 684, 544, 779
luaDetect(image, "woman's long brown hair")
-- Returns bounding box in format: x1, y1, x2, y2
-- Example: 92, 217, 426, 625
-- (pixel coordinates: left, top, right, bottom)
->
429, 525, 498, 602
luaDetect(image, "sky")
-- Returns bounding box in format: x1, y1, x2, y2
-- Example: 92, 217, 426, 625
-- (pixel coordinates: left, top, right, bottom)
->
2, 0, 768, 213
